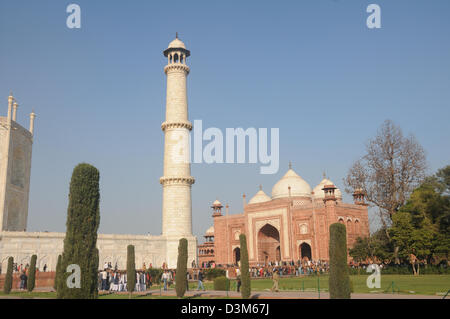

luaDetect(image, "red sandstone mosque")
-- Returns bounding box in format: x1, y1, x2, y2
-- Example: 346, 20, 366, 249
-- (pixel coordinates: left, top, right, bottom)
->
198, 165, 369, 266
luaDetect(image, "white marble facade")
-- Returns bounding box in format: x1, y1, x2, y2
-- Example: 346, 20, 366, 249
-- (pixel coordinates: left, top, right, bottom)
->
0, 37, 198, 272
0, 231, 198, 272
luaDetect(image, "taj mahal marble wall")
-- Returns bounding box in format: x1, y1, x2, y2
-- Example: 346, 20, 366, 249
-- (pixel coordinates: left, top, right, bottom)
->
0, 231, 174, 274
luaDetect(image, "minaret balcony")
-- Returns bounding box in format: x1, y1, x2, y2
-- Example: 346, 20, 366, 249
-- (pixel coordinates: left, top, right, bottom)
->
160, 176, 195, 186
161, 120, 192, 131
164, 63, 190, 74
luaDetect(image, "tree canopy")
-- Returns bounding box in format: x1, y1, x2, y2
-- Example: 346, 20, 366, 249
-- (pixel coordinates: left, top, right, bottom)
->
350, 165, 450, 269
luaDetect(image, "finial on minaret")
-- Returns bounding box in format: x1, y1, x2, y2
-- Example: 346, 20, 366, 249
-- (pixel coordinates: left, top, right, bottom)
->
29, 109, 36, 135
259, 184, 262, 191
289, 161, 292, 170
12, 100, 18, 121
176, 32, 178, 39
7, 92, 13, 120
323, 171, 326, 179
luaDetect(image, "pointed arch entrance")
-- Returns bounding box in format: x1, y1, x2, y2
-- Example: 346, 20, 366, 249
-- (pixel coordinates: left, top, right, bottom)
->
233, 247, 241, 265
299, 242, 312, 261
257, 224, 281, 264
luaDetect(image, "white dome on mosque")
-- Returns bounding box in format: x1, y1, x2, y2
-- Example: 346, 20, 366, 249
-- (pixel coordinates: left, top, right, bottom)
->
271, 167, 312, 199
313, 177, 343, 200
212, 199, 222, 207
205, 226, 214, 235
248, 187, 271, 204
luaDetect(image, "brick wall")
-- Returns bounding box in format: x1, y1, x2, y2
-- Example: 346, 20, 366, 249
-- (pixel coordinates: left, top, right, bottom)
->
0, 271, 55, 290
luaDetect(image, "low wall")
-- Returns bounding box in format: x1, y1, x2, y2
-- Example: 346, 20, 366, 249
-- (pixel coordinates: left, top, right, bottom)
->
0, 271, 55, 290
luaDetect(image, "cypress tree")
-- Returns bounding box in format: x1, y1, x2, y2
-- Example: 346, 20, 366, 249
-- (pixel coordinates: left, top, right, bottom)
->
57, 163, 100, 299
3, 257, 13, 294
239, 234, 251, 299
27, 255, 37, 292
54, 254, 62, 291
329, 223, 351, 299
127, 245, 136, 295
175, 238, 188, 298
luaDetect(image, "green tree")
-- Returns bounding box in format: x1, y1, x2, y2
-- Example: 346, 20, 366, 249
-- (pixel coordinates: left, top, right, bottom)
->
434, 165, 450, 195
175, 238, 188, 298
391, 166, 450, 268
329, 223, 351, 299
239, 234, 251, 299
54, 254, 62, 290
127, 245, 136, 295
370, 228, 394, 262
344, 120, 427, 263
27, 255, 37, 292
390, 210, 435, 274
349, 237, 370, 263
349, 229, 393, 264
422, 166, 450, 263
3, 257, 13, 294
57, 163, 100, 299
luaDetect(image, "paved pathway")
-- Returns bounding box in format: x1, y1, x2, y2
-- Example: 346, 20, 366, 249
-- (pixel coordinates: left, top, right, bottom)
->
1, 288, 444, 299
143, 289, 443, 299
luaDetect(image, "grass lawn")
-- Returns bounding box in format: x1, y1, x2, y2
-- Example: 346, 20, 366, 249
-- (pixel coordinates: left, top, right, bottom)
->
190, 274, 450, 295
99, 293, 236, 299
0, 291, 57, 299
1, 274, 448, 298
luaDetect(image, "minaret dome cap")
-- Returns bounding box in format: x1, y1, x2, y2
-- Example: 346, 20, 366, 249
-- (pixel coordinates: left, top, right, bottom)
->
163, 36, 190, 57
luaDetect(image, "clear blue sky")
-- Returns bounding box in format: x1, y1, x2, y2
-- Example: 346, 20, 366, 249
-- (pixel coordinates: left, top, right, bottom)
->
0, 0, 449, 240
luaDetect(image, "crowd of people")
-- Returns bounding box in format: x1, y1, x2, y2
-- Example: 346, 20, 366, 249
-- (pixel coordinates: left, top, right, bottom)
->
97, 263, 209, 293
221, 259, 329, 279
98, 269, 150, 292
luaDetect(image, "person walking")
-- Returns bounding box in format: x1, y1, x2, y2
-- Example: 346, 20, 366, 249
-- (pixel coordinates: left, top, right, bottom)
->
162, 270, 169, 291
236, 274, 241, 292
186, 272, 190, 291
19, 271, 28, 290
271, 268, 279, 292
197, 270, 205, 291
101, 269, 108, 291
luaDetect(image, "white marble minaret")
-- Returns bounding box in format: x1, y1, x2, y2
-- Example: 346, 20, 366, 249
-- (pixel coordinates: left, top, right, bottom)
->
160, 35, 197, 267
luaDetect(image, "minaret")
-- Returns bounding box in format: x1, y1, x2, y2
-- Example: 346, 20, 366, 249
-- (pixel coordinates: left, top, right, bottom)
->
160, 35, 196, 267
0, 94, 34, 231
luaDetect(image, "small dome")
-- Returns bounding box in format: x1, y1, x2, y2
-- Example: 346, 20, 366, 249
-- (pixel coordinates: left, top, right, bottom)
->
205, 226, 214, 235
212, 199, 223, 207
248, 189, 271, 204
313, 178, 343, 200
168, 38, 186, 49
271, 169, 312, 199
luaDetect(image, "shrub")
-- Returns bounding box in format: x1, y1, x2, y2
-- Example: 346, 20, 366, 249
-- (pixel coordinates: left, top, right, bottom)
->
147, 268, 163, 284
213, 276, 230, 291
54, 254, 62, 290
329, 223, 351, 299
28, 255, 37, 292
204, 268, 226, 280
175, 238, 188, 298
3, 257, 13, 294
127, 245, 136, 293
57, 164, 100, 299
239, 234, 251, 299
